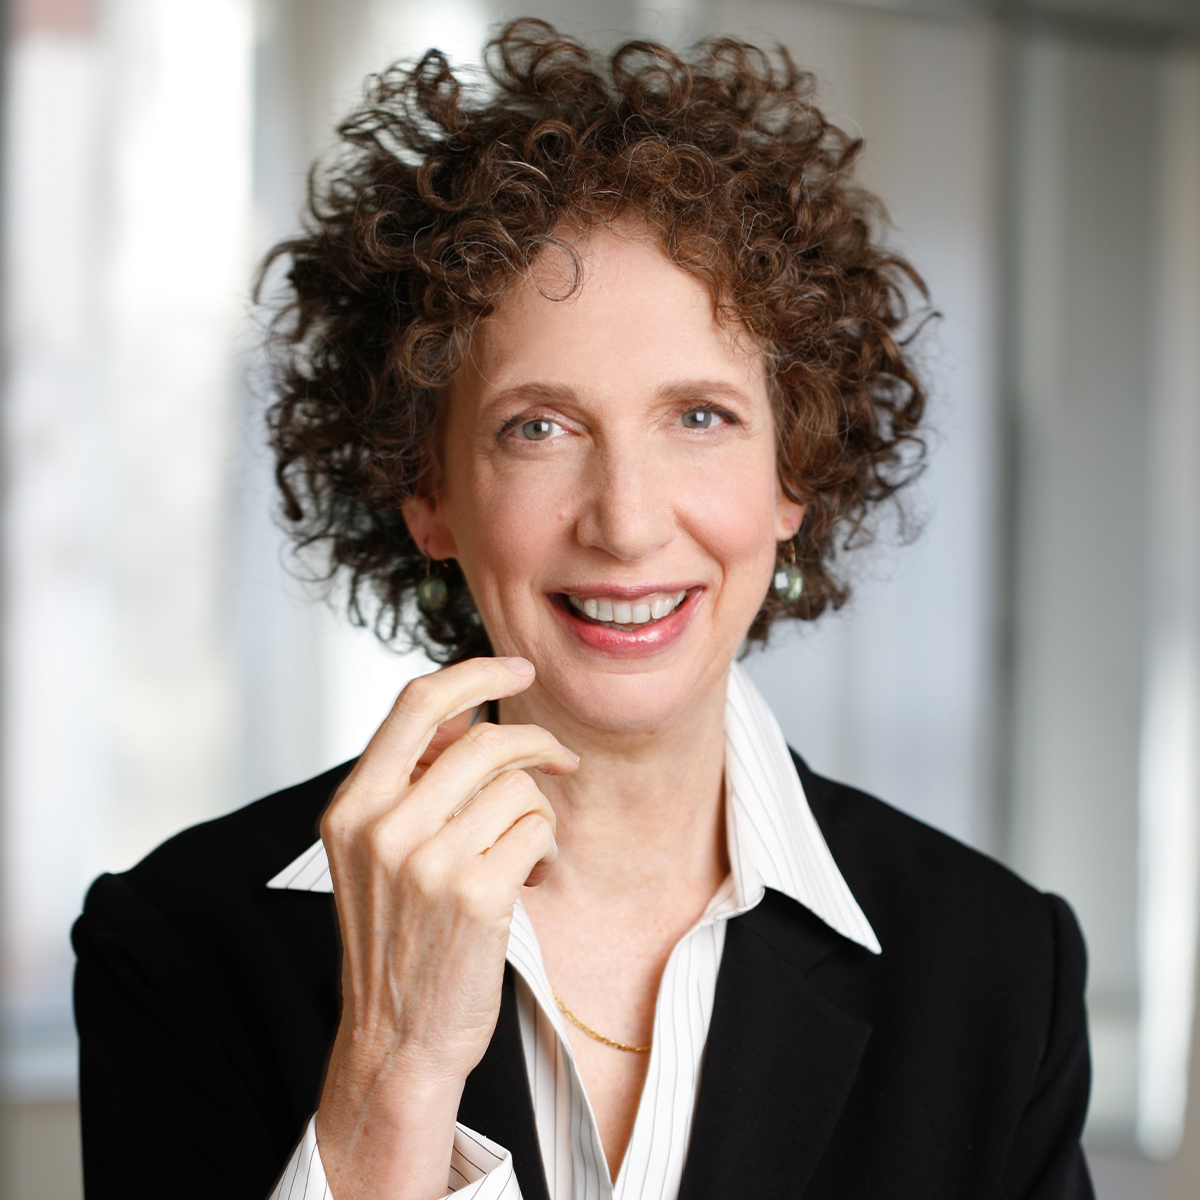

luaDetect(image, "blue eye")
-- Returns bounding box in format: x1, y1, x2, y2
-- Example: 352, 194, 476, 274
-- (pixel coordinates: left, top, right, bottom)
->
681, 409, 719, 429
520, 418, 558, 440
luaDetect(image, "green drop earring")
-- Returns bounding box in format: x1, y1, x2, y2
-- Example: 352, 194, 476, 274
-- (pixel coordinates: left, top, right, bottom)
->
774, 537, 804, 603
417, 542, 449, 613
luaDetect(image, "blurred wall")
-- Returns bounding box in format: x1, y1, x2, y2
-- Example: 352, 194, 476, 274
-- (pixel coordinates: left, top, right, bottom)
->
1, 2, 1199, 1198
1005, 28, 1200, 1153
2, 0, 254, 1105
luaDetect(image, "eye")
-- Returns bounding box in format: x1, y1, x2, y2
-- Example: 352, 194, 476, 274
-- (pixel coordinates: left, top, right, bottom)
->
517, 417, 562, 441
680, 408, 725, 430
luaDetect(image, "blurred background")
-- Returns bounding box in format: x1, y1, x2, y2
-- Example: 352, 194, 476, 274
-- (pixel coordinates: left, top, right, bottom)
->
0, 0, 1197, 1196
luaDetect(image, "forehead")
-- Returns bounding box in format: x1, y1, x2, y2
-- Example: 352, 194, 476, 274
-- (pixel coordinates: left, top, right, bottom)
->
458, 223, 768, 405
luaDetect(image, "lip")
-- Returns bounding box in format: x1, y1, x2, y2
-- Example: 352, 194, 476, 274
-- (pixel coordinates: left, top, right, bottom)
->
558, 582, 696, 602
549, 586, 701, 658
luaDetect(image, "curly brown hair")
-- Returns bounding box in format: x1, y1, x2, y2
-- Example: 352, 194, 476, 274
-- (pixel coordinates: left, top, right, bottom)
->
260, 19, 929, 663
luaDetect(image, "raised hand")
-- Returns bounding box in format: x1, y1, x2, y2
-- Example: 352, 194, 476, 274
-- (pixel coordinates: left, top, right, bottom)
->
314, 656, 577, 1200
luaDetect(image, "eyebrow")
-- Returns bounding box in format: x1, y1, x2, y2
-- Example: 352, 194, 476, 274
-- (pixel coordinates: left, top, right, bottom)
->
654, 379, 757, 407
482, 382, 577, 410
483, 378, 757, 410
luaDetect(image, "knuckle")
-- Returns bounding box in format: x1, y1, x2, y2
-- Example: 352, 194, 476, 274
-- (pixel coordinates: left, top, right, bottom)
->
394, 675, 436, 720
365, 812, 410, 861
464, 722, 505, 756
534, 722, 562, 746
319, 806, 353, 848
494, 768, 536, 799
455, 874, 501, 920
404, 843, 448, 897
518, 813, 556, 854
322, 807, 401, 871
512, 722, 553, 749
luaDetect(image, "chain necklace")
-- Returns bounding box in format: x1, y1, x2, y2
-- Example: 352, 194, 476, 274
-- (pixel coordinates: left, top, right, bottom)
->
552, 990, 652, 1054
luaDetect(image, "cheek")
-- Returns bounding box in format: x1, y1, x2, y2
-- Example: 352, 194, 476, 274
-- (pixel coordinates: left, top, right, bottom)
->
454, 467, 566, 591
679, 454, 781, 577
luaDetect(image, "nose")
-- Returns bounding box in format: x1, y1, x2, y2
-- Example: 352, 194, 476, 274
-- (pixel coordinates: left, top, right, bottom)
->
574, 440, 676, 562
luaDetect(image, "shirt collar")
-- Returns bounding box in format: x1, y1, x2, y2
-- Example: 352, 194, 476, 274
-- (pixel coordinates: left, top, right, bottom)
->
723, 662, 880, 953
266, 661, 880, 955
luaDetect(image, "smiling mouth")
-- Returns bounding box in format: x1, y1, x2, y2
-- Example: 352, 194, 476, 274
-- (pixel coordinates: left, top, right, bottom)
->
563, 590, 690, 630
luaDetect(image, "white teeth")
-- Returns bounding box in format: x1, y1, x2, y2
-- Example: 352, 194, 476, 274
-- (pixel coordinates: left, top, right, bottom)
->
568, 590, 690, 628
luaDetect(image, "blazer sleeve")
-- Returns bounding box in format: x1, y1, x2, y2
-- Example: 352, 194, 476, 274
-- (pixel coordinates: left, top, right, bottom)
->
999, 894, 1095, 1200
73, 872, 296, 1200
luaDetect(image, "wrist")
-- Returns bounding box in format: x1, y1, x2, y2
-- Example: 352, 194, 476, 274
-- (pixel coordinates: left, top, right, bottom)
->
329, 1016, 471, 1105
317, 1032, 466, 1200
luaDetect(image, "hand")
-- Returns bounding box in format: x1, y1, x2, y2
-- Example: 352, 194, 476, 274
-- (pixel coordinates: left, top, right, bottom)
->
314, 656, 578, 1200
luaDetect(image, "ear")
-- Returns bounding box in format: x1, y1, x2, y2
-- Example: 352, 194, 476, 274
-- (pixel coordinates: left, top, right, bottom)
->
774, 480, 806, 543
401, 489, 459, 561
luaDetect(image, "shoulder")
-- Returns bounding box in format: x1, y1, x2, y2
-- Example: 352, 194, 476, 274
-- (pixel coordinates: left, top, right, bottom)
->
794, 751, 1085, 987
782, 769, 1091, 1191
73, 765, 353, 1193
78, 760, 351, 944
119, 762, 346, 900
74, 761, 351, 1068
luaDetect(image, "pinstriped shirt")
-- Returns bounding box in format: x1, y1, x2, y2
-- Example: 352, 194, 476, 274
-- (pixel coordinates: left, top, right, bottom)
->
266, 663, 880, 1200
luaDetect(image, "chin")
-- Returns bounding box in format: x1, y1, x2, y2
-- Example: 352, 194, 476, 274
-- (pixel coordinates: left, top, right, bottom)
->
532, 652, 727, 738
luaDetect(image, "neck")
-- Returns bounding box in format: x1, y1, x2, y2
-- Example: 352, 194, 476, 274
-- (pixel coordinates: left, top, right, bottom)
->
500, 673, 730, 906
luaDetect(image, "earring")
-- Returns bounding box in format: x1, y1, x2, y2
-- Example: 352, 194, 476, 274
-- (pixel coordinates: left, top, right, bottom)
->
417, 542, 448, 613
774, 538, 804, 602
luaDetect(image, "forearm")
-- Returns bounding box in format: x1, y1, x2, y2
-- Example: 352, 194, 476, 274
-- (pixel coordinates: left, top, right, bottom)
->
316, 1029, 466, 1200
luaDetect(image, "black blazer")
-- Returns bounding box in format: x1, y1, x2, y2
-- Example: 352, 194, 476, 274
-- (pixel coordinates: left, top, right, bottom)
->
73, 754, 1094, 1199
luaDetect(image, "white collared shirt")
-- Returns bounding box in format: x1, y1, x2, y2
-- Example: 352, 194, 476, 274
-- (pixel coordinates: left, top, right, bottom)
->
267, 663, 879, 1200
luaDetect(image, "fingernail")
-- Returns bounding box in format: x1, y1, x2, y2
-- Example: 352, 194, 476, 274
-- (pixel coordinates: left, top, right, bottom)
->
565, 748, 580, 763
503, 656, 534, 675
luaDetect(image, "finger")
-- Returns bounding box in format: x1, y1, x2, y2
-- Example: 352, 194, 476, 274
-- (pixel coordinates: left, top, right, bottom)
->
329, 719, 574, 866
523, 854, 555, 889
344, 657, 537, 799
405, 721, 577, 827
433, 770, 556, 862
409, 708, 476, 783
422, 709, 478, 761
480, 811, 559, 893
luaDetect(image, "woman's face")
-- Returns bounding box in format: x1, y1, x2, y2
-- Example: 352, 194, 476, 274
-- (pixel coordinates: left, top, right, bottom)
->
405, 223, 804, 736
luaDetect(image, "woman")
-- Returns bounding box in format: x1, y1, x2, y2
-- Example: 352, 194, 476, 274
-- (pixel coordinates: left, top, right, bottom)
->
73, 21, 1092, 1200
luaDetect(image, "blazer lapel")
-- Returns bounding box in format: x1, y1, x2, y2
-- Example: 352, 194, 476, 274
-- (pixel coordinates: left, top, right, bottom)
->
458, 964, 550, 1200
677, 890, 872, 1200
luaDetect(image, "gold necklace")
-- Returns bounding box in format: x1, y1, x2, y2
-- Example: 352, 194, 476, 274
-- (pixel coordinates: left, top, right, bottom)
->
552, 990, 652, 1053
